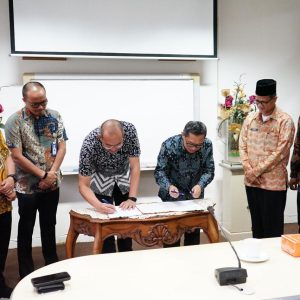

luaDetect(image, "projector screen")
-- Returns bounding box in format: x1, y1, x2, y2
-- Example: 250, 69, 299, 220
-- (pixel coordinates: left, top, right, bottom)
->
9, 0, 217, 59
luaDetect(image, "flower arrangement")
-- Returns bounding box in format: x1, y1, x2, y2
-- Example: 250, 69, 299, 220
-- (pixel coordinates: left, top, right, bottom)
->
219, 79, 256, 125
218, 76, 256, 162
0, 103, 4, 129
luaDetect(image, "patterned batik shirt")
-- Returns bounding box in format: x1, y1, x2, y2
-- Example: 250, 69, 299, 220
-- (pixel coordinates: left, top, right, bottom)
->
290, 116, 300, 179
5, 107, 68, 194
0, 131, 11, 215
154, 134, 215, 201
79, 121, 141, 196
239, 107, 295, 191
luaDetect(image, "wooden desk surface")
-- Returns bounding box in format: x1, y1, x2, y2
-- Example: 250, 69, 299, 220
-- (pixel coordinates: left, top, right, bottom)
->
12, 238, 300, 300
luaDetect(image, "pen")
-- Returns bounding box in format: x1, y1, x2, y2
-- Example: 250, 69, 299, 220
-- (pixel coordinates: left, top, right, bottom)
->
170, 190, 185, 196
101, 198, 110, 204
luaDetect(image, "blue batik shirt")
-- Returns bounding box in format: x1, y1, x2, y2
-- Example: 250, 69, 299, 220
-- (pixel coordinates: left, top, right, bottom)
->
154, 134, 215, 201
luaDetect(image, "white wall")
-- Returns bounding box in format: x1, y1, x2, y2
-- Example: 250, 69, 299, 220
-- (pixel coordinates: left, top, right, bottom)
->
0, 0, 299, 248
0, 0, 220, 247
218, 0, 300, 222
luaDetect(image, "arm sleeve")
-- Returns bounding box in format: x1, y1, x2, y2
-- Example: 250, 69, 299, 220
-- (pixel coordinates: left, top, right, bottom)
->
79, 139, 95, 176
4, 115, 22, 149
56, 112, 68, 143
154, 143, 172, 191
198, 141, 215, 189
126, 123, 141, 157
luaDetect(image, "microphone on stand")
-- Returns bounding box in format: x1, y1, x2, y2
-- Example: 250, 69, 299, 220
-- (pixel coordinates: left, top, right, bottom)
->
207, 205, 247, 286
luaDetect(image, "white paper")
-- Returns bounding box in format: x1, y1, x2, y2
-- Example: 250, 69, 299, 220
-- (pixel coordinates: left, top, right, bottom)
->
73, 207, 109, 219
137, 199, 213, 214
72, 199, 214, 220
107, 207, 143, 218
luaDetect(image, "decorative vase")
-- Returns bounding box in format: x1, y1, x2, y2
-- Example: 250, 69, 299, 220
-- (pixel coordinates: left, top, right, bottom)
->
224, 118, 243, 164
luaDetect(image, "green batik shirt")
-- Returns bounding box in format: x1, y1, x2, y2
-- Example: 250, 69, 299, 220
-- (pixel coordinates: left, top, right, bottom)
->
5, 107, 68, 194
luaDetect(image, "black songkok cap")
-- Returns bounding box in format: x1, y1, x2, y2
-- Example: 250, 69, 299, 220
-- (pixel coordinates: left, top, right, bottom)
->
255, 79, 276, 96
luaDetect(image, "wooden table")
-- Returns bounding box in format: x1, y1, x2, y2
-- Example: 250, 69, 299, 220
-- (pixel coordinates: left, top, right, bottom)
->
65, 210, 219, 258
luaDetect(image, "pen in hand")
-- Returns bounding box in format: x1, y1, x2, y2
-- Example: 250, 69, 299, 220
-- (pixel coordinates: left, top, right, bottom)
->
100, 198, 116, 213
101, 198, 110, 204
170, 190, 185, 196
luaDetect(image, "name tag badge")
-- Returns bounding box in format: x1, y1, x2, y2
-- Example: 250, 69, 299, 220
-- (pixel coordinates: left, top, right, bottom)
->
51, 142, 57, 157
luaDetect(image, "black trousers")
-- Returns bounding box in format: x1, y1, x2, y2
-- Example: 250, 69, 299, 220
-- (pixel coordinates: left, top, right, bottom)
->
95, 184, 132, 253
245, 186, 287, 238
163, 229, 200, 248
17, 189, 59, 278
0, 211, 11, 289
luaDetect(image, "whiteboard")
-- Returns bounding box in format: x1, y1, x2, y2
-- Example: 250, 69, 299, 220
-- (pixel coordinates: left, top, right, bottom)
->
9, 0, 217, 59
0, 74, 199, 172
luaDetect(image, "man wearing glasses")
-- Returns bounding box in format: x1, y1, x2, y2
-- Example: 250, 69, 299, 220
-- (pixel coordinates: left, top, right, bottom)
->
154, 121, 215, 247
5, 82, 67, 278
239, 79, 295, 238
79, 119, 140, 253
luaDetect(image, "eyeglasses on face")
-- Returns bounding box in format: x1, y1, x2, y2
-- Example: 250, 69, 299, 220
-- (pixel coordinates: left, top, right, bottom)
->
185, 141, 203, 149
101, 141, 123, 150
27, 99, 48, 108
255, 98, 273, 106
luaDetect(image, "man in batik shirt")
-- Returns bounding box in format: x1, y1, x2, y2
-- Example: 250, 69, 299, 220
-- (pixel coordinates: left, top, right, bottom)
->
5, 82, 67, 278
289, 116, 300, 233
154, 121, 215, 247
79, 119, 140, 253
239, 79, 295, 238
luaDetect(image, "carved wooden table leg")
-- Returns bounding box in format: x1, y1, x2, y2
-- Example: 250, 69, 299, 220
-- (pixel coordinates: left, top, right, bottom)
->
65, 216, 80, 258
92, 224, 103, 254
205, 213, 219, 243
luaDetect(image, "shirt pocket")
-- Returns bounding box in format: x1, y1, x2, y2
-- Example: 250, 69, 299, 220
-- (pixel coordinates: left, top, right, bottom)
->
264, 131, 279, 152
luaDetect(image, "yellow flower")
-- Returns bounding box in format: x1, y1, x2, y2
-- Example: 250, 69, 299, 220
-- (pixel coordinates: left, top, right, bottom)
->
221, 89, 231, 97
228, 123, 242, 133
238, 90, 246, 98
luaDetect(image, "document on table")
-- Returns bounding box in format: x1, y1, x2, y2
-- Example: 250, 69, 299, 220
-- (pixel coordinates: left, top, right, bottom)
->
73, 199, 214, 219
108, 206, 143, 218
73, 206, 142, 219
73, 207, 109, 219
137, 199, 213, 214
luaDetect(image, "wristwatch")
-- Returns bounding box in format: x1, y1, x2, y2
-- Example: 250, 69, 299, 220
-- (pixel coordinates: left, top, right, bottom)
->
7, 174, 17, 183
128, 196, 137, 202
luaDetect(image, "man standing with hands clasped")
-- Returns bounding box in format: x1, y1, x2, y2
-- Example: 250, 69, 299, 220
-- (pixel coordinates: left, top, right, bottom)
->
5, 82, 68, 278
239, 79, 295, 238
78, 119, 140, 253
154, 121, 215, 247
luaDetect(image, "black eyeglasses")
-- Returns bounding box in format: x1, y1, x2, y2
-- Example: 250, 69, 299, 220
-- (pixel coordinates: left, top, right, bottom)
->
255, 98, 273, 106
27, 100, 48, 108
101, 140, 123, 150
185, 141, 203, 149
